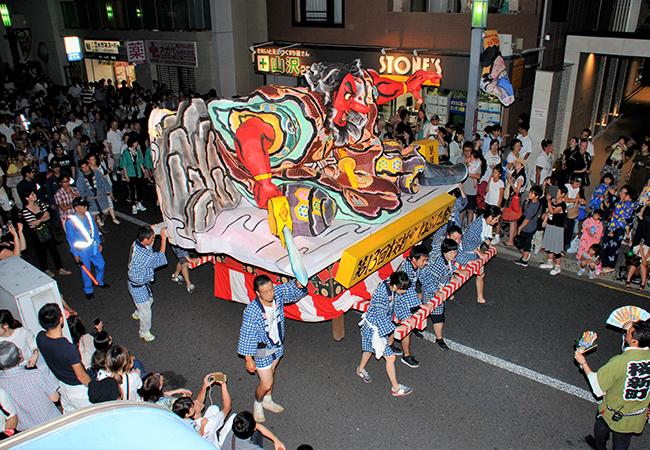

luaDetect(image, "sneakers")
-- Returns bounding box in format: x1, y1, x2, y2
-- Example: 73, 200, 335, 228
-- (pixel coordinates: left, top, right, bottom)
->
539, 261, 554, 269
132, 312, 140, 320
44, 270, 55, 277
491, 234, 500, 245
137, 202, 147, 211
58, 268, 72, 275
113, 218, 121, 225
391, 384, 413, 397
589, 271, 597, 280
356, 366, 372, 383
401, 355, 421, 368
585, 435, 598, 450
187, 284, 196, 293
171, 274, 184, 284
132, 205, 138, 215
577, 268, 586, 276
390, 344, 403, 356
139, 332, 156, 342
262, 395, 284, 413
550, 265, 562, 276
86, 292, 95, 300
412, 330, 423, 339
253, 401, 265, 423
513, 258, 528, 267
436, 339, 450, 350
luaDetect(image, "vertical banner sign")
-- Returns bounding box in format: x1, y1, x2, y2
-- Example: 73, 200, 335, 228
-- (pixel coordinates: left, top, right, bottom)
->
127, 41, 146, 65
479, 30, 514, 106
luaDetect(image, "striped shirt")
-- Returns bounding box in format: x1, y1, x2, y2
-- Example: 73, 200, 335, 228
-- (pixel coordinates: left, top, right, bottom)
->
21, 200, 48, 228
0, 366, 61, 431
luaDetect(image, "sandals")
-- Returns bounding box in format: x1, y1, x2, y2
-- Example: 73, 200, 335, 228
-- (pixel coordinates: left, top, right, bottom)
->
639, 285, 645, 294
625, 282, 632, 291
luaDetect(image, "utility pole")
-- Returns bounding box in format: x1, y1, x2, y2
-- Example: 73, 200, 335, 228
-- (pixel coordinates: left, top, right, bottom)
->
464, 0, 488, 140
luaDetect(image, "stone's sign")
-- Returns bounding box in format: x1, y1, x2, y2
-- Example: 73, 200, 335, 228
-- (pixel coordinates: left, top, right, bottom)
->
84, 40, 121, 60
147, 41, 198, 67
378, 55, 442, 85
254, 46, 315, 76
335, 193, 455, 288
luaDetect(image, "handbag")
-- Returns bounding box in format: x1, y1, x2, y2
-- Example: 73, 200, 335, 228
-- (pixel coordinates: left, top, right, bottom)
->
6, 176, 21, 189
501, 193, 521, 222
34, 223, 52, 243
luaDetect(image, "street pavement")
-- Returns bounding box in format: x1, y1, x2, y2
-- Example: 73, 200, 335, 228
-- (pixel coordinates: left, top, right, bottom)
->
19, 88, 650, 449
22, 179, 648, 450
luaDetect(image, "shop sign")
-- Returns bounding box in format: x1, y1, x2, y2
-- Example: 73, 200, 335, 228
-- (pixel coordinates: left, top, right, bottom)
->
64, 36, 82, 62
127, 41, 146, 65
84, 40, 121, 60
147, 41, 198, 68
449, 97, 466, 114
378, 54, 442, 86
253, 46, 316, 76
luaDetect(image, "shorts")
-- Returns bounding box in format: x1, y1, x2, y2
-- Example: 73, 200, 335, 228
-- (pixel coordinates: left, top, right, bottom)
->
466, 195, 477, 211
172, 246, 190, 265
360, 323, 394, 357
514, 230, 535, 252
254, 346, 284, 369
430, 311, 445, 324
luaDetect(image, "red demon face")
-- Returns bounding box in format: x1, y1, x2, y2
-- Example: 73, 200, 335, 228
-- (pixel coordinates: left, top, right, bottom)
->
331, 73, 371, 127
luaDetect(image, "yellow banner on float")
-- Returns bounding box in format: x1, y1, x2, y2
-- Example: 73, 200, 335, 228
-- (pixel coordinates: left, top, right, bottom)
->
335, 192, 455, 288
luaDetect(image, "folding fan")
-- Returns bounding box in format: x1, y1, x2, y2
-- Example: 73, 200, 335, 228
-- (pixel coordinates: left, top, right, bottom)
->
606, 306, 650, 330
575, 331, 598, 352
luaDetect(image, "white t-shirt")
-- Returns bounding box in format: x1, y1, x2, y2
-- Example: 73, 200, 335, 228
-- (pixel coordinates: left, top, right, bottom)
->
106, 130, 123, 156
535, 151, 554, 184
586, 141, 595, 158
485, 178, 504, 206
0, 388, 17, 429
263, 304, 280, 345
517, 134, 533, 160
66, 119, 83, 136
0, 124, 14, 144
97, 371, 142, 401
481, 152, 502, 183
0, 327, 37, 367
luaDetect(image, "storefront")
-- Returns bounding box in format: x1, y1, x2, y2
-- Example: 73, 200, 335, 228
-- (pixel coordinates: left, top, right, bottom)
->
250, 42, 510, 135
147, 40, 199, 94
83, 39, 136, 86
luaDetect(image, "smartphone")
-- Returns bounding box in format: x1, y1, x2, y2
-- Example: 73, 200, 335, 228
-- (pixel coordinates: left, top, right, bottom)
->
210, 373, 227, 383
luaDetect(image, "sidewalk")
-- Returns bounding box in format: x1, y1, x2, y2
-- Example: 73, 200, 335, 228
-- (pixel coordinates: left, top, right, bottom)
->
496, 87, 650, 299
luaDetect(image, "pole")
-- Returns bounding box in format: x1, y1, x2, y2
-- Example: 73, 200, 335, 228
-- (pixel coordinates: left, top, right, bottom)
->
465, 27, 484, 140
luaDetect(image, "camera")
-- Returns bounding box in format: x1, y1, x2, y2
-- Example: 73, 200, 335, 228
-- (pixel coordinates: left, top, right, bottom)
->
208, 373, 227, 384
611, 410, 623, 422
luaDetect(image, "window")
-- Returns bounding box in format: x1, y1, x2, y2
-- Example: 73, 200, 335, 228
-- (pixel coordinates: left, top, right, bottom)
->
550, 0, 570, 22
293, 0, 343, 27
61, 2, 80, 29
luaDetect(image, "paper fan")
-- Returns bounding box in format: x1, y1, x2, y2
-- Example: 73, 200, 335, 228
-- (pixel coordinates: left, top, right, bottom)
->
576, 331, 598, 352
606, 306, 650, 330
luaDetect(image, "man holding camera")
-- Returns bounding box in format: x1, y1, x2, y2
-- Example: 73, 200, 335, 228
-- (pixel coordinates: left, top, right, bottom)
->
238, 275, 307, 423
575, 320, 650, 450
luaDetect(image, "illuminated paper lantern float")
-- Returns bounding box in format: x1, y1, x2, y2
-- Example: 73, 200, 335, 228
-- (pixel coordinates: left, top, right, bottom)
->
149, 60, 473, 331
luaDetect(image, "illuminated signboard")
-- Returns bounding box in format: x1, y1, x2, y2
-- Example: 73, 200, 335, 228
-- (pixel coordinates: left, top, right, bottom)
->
84, 39, 121, 60
64, 36, 82, 62
378, 54, 442, 86
253, 46, 316, 77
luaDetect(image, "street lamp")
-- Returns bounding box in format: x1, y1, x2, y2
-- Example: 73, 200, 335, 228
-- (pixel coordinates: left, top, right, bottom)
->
465, 0, 488, 140
0, 4, 19, 68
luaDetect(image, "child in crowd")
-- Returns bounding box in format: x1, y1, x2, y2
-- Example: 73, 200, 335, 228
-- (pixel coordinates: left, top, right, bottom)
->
590, 174, 615, 211
540, 186, 568, 276
577, 210, 603, 260
577, 244, 602, 280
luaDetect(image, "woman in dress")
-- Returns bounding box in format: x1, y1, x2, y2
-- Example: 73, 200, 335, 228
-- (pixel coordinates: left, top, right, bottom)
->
540, 186, 568, 276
